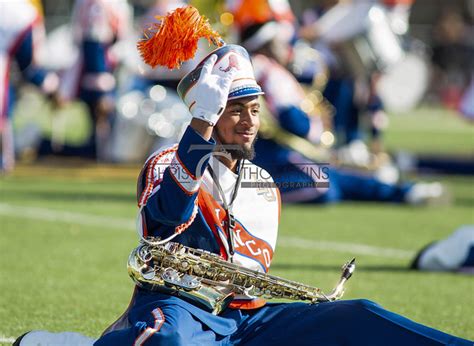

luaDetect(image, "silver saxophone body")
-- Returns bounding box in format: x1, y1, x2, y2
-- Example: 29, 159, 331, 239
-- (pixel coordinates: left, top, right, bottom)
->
128, 240, 356, 315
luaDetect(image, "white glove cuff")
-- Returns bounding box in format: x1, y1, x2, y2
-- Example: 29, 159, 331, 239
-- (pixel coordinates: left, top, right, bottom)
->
192, 106, 222, 126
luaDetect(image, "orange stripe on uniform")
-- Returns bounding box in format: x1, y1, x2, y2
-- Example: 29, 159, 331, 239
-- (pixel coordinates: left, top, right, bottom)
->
198, 189, 229, 259
169, 168, 197, 196
133, 307, 166, 346
174, 199, 199, 234
228, 298, 266, 310
275, 186, 281, 223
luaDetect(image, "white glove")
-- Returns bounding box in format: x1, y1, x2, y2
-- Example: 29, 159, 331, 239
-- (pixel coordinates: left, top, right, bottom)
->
189, 54, 236, 126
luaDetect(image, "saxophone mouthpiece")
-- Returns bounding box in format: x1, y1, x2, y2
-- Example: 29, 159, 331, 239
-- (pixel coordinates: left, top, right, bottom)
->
342, 258, 356, 280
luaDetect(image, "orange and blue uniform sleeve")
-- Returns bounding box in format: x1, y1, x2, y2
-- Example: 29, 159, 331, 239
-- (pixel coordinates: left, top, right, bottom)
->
139, 126, 215, 236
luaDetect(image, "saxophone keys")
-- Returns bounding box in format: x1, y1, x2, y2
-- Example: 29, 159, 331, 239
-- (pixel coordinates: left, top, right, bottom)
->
140, 265, 156, 280
217, 272, 230, 281
192, 264, 205, 276
138, 246, 152, 262
273, 288, 283, 297
206, 268, 217, 278
161, 268, 201, 291
179, 260, 190, 271
180, 274, 202, 290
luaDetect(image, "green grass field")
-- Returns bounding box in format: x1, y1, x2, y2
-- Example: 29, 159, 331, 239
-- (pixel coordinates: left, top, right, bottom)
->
1, 106, 473, 343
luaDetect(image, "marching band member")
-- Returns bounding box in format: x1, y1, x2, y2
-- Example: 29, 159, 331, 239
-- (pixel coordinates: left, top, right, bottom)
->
299, 1, 389, 152
0, 0, 59, 172
431, 7, 473, 112
92, 8, 470, 345
58, 0, 132, 159
240, 21, 446, 205
411, 225, 474, 274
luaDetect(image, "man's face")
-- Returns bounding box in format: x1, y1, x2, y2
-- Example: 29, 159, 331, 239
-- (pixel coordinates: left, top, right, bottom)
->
214, 96, 261, 160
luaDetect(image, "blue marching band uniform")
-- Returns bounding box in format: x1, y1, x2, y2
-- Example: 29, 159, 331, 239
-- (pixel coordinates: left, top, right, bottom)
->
95, 124, 472, 346
94, 130, 472, 346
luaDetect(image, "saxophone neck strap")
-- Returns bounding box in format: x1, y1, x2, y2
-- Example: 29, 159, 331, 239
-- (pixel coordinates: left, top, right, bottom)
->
207, 159, 245, 259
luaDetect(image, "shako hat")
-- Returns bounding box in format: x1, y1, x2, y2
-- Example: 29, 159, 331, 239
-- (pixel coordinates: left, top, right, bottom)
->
177, 44, 264, 110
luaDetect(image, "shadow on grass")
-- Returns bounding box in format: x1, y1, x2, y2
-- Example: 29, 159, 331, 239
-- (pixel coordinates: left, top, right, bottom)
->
455, 197, 474, 207
271, 263, 411, 273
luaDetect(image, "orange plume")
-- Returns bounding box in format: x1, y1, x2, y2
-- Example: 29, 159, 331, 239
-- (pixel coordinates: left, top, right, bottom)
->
138, 5, 223, 69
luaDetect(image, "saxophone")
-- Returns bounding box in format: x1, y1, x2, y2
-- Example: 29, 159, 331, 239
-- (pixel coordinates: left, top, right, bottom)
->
128, 240, 356, 315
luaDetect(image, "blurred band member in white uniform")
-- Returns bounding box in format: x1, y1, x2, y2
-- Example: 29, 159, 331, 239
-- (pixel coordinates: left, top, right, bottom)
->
0, 0, 58, 172
57, 0, 131, 160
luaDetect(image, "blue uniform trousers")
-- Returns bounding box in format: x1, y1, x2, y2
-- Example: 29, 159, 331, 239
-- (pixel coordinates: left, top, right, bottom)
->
253, 139, 411, 204
323, 78, 360, 145
315, 168, 411, 204
95, 291, 471, 345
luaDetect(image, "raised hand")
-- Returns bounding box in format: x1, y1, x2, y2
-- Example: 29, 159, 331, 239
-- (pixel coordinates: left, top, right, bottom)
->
189, 54, 236, 126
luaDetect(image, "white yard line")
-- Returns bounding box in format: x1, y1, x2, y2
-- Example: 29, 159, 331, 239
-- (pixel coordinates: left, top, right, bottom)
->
279, 236, 415, 259
0, 203, 415, 259
0, 203, 135, 231
0, 336, 16, 344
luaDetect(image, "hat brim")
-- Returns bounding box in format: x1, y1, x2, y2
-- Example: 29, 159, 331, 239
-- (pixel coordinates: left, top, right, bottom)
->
228, 87, 264, 101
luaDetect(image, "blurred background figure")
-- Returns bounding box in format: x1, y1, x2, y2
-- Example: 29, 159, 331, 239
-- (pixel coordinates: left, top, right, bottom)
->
235, 17, 447, 205
298, 0, 430, 160
108, 0, 194, 163
411, 225, 474, 274
0, 0, 59, 172
382, 0, 415, 36
5, 0, 472, 181
41, 0, 132, 160
459, 78, 474, 121
298, 0, 387, 155
430, 7, 473, 113
226, 0, 296, 33
125, 0, 191, 93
